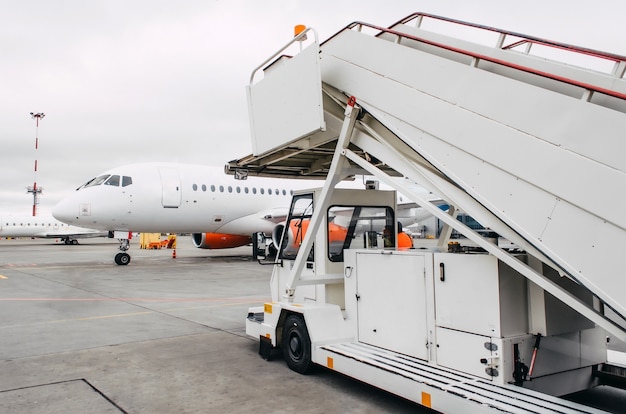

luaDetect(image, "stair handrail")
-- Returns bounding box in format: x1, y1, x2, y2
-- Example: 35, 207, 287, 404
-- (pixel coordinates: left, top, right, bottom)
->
397, 12, 626, 69
249, 27, 319, 86
321, 14, 626, 101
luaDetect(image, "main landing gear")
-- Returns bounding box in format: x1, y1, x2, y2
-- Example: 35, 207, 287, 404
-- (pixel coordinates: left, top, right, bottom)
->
113, 234, 131, 265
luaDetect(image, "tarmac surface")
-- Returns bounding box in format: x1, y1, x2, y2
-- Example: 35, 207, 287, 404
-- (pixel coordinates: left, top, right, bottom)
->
0, 237, 625, 414
0, 237, 426, 414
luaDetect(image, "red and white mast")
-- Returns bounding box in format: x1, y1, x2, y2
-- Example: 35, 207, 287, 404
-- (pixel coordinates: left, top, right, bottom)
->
27, 112, 45, 216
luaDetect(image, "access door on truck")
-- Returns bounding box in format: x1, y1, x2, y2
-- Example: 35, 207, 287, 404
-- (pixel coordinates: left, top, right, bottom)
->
355, 251, 429, 360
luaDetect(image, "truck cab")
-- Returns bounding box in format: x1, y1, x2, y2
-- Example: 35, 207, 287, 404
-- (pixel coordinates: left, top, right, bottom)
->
247, 185, 606, 399
247, 187, 398, 362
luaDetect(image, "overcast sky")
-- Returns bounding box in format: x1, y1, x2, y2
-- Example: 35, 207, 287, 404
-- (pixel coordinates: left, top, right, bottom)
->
2, 0, 624, 214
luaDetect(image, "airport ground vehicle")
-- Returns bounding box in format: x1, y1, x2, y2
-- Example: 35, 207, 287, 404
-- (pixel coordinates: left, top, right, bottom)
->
231, 13, 626, 413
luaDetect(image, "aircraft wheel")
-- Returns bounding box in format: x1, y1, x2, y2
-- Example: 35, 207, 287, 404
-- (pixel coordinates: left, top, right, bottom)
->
115, 252, 131, 265
72, 239, 79, 245
282, 314, 313, 374
267, 243, 278, 258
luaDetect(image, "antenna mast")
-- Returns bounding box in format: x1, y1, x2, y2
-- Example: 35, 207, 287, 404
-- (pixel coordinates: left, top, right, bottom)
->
27, 112, 45, 216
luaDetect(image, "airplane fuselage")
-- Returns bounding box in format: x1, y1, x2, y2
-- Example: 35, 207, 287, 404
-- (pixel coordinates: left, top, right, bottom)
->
0, 214, 105, 239
52, 163, 316, 235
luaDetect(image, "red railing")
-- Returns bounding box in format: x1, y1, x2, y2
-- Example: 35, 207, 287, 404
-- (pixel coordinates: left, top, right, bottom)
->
322, 13, 626, 101
396, 12, 626, 65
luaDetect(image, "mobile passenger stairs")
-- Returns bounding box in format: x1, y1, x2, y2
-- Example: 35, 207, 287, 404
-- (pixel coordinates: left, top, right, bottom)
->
229, 13, 626, 413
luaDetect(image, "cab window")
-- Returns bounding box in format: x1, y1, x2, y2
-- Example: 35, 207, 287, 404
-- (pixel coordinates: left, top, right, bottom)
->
279, 193, 314, 261
327, 205, 395, 262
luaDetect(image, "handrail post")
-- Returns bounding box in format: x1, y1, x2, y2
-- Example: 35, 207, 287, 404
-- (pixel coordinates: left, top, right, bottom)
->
415, 14, 424, 28
613, 60, 626, 78
496, 33, 506, 49
524, 41, 533, 55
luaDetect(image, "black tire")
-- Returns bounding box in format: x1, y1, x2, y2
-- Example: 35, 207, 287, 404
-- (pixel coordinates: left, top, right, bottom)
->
282, 314, 313, 374
267, 242, 278, 258
115, 252, 131, 265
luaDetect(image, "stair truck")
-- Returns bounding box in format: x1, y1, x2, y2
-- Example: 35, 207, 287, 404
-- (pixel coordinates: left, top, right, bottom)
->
231, 13, 626, 413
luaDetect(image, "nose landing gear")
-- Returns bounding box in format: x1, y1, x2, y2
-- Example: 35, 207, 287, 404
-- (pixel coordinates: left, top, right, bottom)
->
114, 234, 132, 265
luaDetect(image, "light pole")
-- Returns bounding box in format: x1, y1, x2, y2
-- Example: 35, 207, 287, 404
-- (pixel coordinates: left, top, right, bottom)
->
27, 112, 45, 216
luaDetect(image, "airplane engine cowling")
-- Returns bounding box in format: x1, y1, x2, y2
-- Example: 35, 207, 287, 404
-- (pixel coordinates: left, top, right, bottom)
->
191, 233, 252, 249
271, 223, 286, 248
270, 220, 348, 250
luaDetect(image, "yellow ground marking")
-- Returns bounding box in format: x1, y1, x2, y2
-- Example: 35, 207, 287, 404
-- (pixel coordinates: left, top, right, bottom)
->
0, 299, 266, 330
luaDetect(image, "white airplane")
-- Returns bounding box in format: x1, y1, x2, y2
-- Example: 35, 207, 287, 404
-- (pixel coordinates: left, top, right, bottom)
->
0, 213, 107, 244
52, 162, 441, 265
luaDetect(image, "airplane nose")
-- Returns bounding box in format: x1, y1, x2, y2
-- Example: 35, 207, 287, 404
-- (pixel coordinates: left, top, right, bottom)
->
52, 198, 76, 223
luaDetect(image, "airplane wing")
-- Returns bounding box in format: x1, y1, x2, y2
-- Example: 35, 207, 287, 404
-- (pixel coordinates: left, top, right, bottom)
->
257, 207, 290, 224
397, 199, 450, 227
36, 230, 109, 239
213, 207, 290, 235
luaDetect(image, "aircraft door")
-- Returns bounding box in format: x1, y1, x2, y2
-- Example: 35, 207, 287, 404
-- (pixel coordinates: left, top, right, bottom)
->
158, 167, 182, 208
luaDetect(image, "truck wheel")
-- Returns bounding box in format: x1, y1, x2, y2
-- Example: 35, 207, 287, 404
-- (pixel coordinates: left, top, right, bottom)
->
282, 314, 313, 374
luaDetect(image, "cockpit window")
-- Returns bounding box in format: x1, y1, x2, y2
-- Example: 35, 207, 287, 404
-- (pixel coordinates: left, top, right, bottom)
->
104, 175, 120, 186
82, 174, 111, 188
122, 176, 132, 187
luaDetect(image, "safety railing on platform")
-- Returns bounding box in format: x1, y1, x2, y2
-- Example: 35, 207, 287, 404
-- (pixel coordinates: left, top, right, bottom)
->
249, 27, 319, 86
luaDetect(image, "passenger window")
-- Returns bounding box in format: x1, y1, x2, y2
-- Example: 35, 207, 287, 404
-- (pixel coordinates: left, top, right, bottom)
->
228, 186, 233, 193
252, 188, 257, 194
236, 187, 241, 193
193, 184, 198, 191
202, 185, 207, 192
260, 188, 265, 195
244, 187, 249, 194
219, 185, 224, 192
268, 189, 273, 195
211, 185, 216, 192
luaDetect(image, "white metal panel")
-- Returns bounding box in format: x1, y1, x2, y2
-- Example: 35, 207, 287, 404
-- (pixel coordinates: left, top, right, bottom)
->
436, 327, 496, 381
525, 329, 604, 379
434, 253, 502, 337
247, 43, 325, 156
318, 30, 626, 318
355, 251, 428, 360
325, 29, 626, 172
320, 31, 625, 227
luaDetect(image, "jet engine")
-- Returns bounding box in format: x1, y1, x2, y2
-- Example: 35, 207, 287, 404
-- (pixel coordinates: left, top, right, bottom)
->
271, 223, 286, 248
270, 219, 347, 252
191, 233, 252, 249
